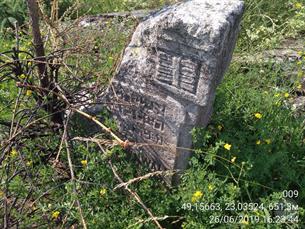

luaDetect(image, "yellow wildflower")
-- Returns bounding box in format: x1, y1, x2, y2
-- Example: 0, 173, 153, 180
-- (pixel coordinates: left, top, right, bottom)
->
265, 139, 271, 144
224, 143, 232, 151
19, 53, 26, 60
231, 156, 237, 163
295, 3, 303, 9
254, 113, 262, 119
256, 140, 261, 145
274, 93, 280, 97
100, 188, 107, 197
10, 148, 18, 158
217, 125, 223, 131
52, 211, 60, 219
191, 190, 203, 203
208, 184, 214, 191
20, 74, 26, 79
81, 160, 87, 167
297, 84, 302, 90
284, 92, 289, 98
26, 90, 32, 96
26, 161, 33, 166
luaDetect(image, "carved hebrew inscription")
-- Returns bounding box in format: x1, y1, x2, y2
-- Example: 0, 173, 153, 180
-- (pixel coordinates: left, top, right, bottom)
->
110, 84, 166, 145
98, 0, 245, 182
138, 128, 164, 145
156, 52, 175, 85
155, 50, 200, 95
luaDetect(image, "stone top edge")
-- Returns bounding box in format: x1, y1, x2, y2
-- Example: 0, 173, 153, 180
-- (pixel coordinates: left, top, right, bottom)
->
147, 0, 244, 24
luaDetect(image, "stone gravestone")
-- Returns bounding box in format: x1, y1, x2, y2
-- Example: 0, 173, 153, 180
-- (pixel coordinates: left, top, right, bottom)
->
102, 0, 244, 183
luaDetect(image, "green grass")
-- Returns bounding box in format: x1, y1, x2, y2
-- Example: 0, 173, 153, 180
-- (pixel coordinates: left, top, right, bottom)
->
75, 0, 177, 14
0, 0, 26, 31
237, 0, 305, 52
0, 0, 305, 228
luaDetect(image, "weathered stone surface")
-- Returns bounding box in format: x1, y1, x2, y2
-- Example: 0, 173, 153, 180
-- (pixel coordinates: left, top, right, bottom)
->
102, 0, 244, 183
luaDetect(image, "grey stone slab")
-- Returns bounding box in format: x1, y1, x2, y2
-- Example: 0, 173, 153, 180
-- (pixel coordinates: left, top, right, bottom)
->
101, 0, 244, 184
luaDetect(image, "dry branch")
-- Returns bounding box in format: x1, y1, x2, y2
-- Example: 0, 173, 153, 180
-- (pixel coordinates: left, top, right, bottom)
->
127, 215, 184, 229
63, 116, 88, 229
113, 170, 176, 191
109, 161, 164, 229
26, 0, 48, 88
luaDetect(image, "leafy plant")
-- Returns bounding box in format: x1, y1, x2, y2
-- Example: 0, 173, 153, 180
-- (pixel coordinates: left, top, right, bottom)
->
0, 0, 305, 228
237, 0, 305, 52
0, 0, 27, 31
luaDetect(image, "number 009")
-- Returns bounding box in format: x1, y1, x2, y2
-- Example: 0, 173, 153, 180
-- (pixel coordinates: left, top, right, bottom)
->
282, 190, 298, 198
